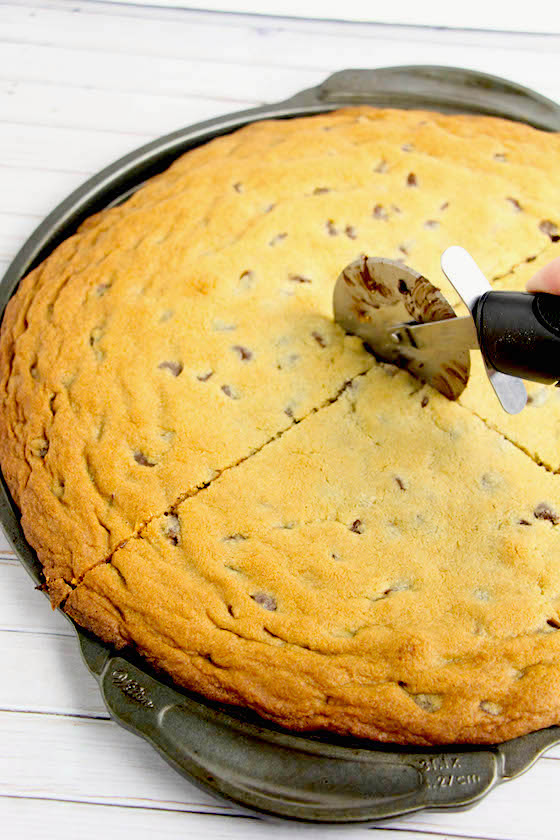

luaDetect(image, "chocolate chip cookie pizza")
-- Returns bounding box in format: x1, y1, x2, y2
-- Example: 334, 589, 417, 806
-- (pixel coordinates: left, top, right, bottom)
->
3, 106, 560, 745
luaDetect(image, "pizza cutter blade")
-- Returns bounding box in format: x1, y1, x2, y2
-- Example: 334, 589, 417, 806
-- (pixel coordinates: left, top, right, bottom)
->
332, 254, 472, 401
332, 248, 560, 414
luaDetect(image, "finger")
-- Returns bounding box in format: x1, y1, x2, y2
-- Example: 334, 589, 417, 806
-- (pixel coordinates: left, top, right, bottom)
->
526, 256, 560, 293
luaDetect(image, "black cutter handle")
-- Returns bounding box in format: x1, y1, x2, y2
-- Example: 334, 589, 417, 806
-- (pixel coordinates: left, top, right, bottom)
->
473, 291, 560, 384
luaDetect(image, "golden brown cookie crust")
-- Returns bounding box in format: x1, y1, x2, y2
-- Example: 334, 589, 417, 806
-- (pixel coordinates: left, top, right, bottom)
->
3, 107, 560, 744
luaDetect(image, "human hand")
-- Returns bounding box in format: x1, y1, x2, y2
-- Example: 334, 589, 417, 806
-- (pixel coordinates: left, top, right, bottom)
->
526, 256, 560, 293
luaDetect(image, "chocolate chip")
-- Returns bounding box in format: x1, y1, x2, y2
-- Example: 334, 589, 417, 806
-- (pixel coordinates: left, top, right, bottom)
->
223, 533, 247, 542
507, 197, 523, 211
197, 370, 214, 382
233, 182, 243, 193
284, 406, 294, 418
251, 592, 277, 611
269, 232, 287, 246
395, 476, 407, 491
350, 519, 364, 534
494, 152, 507, 162
440, 201, 449, 211
134, 451, 157, 467
162, 513, 181, 546
345, 225, 357, 239
373, 204, 388, 220
421, 395, 429, 407
518, 519, 532, 526
534, 502, 559, 524
406, 172, 417, 187
289, 274, 311, 284
424, 219, 439, 229
311, 331, 326, 348
221, 384, 240, 400
547, 617, 560, 629
326, 220, 338, 236
539, 220, 560, 242
158, 360, 183, 377
232, 345, 253, 361
313, 186, 330, 194
398, 279, 409, 295
398, 244, 409, 256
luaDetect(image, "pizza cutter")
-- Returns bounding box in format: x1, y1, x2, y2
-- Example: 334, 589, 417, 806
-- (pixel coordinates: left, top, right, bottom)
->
333, 246, 560, 414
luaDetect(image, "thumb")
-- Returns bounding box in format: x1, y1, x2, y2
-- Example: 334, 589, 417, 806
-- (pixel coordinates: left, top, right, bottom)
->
526, 256, 560, 293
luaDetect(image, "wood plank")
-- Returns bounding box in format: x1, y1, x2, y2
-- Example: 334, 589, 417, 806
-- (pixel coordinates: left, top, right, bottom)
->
0, 710, 226, 811
3, 1, 560, 64
0, 797, 482, 840
0, 41, 320, 101
0, 24, 559, 110
0, 565, 73, 636
0, 630, 106, 717
0, 122, 152, 171
0, 525, 16, 557
0, 167, 91, 229
0, 210, 46, 262
0, 80, 257, 135
85, 0, 560, 34
1, 5, 559, 106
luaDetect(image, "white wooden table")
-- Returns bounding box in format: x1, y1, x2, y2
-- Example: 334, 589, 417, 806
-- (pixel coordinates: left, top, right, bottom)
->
2, 2, 560, 837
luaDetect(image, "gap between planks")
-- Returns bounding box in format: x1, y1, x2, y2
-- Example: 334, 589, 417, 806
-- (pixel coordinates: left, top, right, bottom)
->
0, 795, 499, 840
6, 0, 560, 49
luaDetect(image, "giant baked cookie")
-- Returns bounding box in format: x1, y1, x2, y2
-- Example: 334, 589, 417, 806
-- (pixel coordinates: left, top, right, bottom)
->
2, 107, 560, 745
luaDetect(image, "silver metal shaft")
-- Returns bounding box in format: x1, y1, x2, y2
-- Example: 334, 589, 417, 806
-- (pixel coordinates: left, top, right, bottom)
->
441, 246, 527, 415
